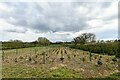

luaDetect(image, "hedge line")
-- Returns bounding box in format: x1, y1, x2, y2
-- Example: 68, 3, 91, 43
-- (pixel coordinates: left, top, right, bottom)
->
1, 42, 42, 50
65, 42, 120, 58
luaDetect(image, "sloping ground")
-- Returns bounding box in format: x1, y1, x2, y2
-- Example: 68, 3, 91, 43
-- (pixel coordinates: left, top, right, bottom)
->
2, 47, 119, 78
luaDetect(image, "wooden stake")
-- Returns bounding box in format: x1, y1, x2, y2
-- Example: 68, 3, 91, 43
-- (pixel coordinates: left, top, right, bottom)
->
90, 49, 92, 62
35, 48, 36, 54
16, 49, 18, 54
2, 50, 4, 61
43, 52, 46, 64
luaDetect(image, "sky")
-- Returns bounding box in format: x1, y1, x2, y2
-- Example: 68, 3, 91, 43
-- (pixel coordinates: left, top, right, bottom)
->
0, 0, 119, 42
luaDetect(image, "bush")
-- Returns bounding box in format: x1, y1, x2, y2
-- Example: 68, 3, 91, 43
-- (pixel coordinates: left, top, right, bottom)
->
115, 52, 120, 58
94, 56, 97, 59
60, 57, 64, 61
66, 42, 118, 56
112, 57, 117, 62
15, 58, 17, 62
97, 60, 102, 65
68, 56, 71, 59
27, 57, 32, 61
74, 54, 76, 57
109, 51, 115, 55
99, 56, 102, 58
65, 50, 67, 54
19, 56, 23, 59
82, 57, 85, 62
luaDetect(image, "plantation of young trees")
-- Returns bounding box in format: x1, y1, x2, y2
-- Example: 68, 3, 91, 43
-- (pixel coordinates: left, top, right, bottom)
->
1, 32, 120, 78
2, 46, 119, 78
1, 33, 120, 59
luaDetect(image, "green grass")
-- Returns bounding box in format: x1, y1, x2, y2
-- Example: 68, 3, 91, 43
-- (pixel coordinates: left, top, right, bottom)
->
107, 72, 120, 78
2, 65, 81, 78
2, 46, 118, 78
48, 67, 81, 78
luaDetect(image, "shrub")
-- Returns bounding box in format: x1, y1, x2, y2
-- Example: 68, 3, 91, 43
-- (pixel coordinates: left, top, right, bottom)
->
57, 51, 59, 54
83, 52, 84, 55
60, 57, 64, 61
112, 57, 117, 62
15, 58, 17, 62
99, 56, 102, 58
74, 54, 76, 57
41, 52, 45, 55
35, 55, 38, 58
29, 57, 32, 61
82, 57, 85, 62
19, 56, 23, 59
67, 55, 70, 59
97, 60, 102, 65
94, 56, 97, 59
115, 52, 120, 58
109, 51, 115, 55
65, 50, 67, 54
66, 42, 118, 56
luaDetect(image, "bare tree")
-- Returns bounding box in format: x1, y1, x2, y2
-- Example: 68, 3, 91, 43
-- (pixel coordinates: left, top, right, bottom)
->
88, 33, 96, 43
73, 33, 96, 44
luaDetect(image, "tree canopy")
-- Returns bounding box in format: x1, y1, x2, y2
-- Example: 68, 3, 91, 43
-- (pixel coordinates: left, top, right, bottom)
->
73, 33, 96, 44
37, 37, 51, 46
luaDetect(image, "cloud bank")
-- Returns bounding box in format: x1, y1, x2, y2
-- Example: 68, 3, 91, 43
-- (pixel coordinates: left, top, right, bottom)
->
0, 1, 118, 42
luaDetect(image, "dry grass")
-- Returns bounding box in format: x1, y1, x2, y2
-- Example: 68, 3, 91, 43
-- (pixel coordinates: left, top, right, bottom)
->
2, 47, 119, 78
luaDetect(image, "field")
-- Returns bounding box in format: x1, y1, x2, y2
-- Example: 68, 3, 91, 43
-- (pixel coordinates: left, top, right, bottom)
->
2, 46, 119, 78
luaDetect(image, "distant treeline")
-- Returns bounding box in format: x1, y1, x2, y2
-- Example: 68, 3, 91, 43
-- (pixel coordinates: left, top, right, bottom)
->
1, 39, 120, 58
65, 41, 120, 58
1, 37, 71, 50
1, 41, 67, 50
2, 41, 40, 50
64, 32, 120, 58
1, 42, 60, 50
1, 33, 120, 58
1, 37, 51, 50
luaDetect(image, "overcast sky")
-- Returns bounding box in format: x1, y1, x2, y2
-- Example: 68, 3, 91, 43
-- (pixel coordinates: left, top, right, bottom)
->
0, 0, 119, 42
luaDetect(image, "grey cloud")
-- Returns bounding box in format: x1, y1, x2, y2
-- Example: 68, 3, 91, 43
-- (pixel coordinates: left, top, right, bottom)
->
100, 2, 111, 8
103, 14, 117, 21
4, 28, 27, 33
0, 2, 116, 34
0, 2, 89, 33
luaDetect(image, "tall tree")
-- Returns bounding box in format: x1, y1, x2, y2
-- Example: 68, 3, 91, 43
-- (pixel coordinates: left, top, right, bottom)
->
73, 33, 96, 44
37, 37, 51, 46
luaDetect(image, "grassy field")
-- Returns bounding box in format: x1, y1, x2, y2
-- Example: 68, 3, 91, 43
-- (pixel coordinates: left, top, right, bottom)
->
2, 46, 119, 78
